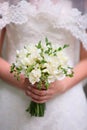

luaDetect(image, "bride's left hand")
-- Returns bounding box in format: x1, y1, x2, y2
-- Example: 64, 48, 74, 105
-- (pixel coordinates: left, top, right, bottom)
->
25, 80, 67, 103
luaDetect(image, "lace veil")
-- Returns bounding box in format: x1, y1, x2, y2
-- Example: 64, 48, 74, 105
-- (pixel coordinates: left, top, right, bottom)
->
0, 0, 87, 49
0, 0, 86, 10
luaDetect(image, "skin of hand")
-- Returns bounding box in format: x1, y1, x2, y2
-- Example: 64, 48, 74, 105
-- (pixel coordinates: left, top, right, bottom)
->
25, 79, 66, 103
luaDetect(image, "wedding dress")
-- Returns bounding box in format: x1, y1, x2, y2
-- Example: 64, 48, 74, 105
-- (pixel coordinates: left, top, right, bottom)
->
0, 0, 87, 130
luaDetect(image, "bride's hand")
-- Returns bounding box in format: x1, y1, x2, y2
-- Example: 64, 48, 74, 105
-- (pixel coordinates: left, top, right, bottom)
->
25, 79, 67, 103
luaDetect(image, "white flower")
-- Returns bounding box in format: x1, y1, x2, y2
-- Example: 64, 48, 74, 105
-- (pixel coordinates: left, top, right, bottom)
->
29, 68, 41, 85
43, 55, 59, 74
13, 39, 73, 86
57, 51, 68, 64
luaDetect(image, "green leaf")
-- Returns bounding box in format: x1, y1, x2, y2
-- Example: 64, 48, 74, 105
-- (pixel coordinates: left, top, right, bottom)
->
26, 53, 31, 57
36, 41, 42, 49
26, 64, 34, 73
10, 63, 15, 73
58, 65, 74, 77
45, 37, 52, 46
16, 66, 22, 71
40, 60, 47, 64
37, 81, 42, 90
45, 37, 48, 44
63, 44, 69, 49
24, 46, 26, 49
57, 47, 62, 51
45, 80, 49, 90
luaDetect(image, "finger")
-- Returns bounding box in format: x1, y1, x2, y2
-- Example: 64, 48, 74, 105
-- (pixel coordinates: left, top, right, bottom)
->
25, 90, 31, 97
27, 85, 55, 99
26, 90, 51, 100
26, 91, 53, 103
31, 86, 54, 97
27, 86, 47, 96
24, 78, 30, 90
31, 92, 54, 103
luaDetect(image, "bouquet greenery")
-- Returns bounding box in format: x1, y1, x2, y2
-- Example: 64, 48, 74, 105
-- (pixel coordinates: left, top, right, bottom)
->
10, 38, 73, 117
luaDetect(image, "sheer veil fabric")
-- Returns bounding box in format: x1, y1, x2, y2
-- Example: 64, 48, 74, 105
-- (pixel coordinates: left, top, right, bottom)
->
0, 0, 87, 49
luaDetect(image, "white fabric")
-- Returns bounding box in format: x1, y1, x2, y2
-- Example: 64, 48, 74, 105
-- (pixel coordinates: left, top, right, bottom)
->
0, 0, 87, 49
0, 0, 87, 130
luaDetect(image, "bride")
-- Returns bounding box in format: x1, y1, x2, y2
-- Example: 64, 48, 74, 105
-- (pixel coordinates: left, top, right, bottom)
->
0, 0, 87, 130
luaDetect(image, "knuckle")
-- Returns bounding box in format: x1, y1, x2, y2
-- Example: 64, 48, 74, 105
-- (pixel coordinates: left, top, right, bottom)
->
39, 92, 43, 96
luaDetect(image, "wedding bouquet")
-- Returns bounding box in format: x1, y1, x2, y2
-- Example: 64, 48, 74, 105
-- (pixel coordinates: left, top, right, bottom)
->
10, 38, 73, 117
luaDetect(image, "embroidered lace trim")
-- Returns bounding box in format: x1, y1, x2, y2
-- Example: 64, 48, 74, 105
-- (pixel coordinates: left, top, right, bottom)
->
0, 0, 87, 49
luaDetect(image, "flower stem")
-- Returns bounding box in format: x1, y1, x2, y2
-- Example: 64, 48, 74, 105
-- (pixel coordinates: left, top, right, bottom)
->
26, 101, 46, 117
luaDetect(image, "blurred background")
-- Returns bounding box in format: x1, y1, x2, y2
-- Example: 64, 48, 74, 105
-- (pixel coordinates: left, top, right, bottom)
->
72, 0, 87, 13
